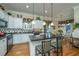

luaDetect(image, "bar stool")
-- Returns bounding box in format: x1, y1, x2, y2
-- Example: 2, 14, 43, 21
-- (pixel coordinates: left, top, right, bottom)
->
51, 35, 63, 56
35, 40, 51, 56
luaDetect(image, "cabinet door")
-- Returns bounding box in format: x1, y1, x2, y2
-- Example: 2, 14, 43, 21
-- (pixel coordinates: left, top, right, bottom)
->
4, 13, 9, 21
13, 34, 21, 44
8, 16, 14, 28
21, 34, 29, 42
13, 34, 30, 44
0, 38, 7, 56
13, 18, 22, 28
0, 9, 5, 19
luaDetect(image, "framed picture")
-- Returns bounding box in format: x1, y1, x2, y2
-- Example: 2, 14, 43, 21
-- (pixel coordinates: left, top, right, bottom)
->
66, 24, 72, 33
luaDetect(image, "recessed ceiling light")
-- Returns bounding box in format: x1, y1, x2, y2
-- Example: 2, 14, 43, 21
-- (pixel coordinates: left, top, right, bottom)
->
45, 10, 47, 13
26, 5, 30, 8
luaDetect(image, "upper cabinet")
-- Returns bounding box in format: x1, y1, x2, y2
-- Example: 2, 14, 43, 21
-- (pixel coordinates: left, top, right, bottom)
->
0, 9, 5, 19
74, 6, 79, 23
0, 8, 9, 22
8, 16, 22, 28
8, 16, 14, 28
13, 18, 22, 28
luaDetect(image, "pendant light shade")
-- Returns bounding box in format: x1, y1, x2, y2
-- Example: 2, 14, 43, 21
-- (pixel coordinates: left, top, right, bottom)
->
43, 3, 46, 26
51, 3, 54, 26
43, 22, 46, 25
32, 21, 35, 24
51, 22, 54, 26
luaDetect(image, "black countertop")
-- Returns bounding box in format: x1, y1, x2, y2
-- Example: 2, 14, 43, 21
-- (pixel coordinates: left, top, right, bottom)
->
29, 33, 64, 41
29, 35, 58, 41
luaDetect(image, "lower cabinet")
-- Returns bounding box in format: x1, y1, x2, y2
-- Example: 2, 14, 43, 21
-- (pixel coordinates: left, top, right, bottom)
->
13, 34, 29, 44
13, 34, 33, 44
0, 37, 7, 56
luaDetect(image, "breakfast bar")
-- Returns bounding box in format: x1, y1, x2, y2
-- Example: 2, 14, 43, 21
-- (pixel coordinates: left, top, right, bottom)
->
29, 35, 63, 56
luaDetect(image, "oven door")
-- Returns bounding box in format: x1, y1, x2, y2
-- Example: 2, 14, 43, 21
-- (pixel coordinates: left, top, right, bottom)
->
7, 34, 13, 52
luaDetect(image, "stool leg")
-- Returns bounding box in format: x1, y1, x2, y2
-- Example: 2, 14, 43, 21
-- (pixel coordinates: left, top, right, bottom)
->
61, 47, 63, 56
48, 51, 50, 56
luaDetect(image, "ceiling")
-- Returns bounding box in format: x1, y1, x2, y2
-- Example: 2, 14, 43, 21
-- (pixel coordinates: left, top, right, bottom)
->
1, 3, 79, 19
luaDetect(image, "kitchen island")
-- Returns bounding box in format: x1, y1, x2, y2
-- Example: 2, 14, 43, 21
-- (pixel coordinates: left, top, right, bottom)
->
29, 34, 60, 56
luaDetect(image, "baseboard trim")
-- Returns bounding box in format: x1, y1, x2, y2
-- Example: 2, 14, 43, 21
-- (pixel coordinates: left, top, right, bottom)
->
13, 42, 29, 45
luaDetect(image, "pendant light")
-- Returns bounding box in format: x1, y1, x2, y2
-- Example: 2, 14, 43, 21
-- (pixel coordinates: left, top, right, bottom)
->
32, 3, 35, 25
50, 3, 54, 26
43, 3, 46, 26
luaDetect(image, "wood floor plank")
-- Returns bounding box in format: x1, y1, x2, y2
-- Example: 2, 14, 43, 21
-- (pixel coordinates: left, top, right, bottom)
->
6, 40, 79, 56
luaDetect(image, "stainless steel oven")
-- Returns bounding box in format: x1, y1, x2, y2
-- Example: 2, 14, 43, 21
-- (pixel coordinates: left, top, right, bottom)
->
0, 19, 8, 28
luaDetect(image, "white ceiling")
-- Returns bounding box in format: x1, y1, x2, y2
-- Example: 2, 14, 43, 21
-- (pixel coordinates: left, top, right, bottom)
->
2, 3, 79, 19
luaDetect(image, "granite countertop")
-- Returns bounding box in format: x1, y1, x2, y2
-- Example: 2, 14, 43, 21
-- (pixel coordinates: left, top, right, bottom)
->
29, 33, 64, 41
5, 31, 33, 34
29, 34, 58, 41
0, 28, 33, 34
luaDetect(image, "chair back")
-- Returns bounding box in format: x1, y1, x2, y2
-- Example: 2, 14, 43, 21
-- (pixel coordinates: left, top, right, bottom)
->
42, 40, 51, 53
57, 35, 63, 48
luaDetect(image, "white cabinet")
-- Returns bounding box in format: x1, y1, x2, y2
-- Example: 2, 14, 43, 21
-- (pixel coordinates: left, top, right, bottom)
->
8, 16, 14, 28
13, 34, 21, 44
13, 34, 28, 44
0, 37, 7, 56
0, 9, 5, 20
13, 34, 33, 44
13, 18, 22, 28
4, 13, 9, 21
8, 16, 22, 28
0, 9, 8, 21
23, 23, 33, 30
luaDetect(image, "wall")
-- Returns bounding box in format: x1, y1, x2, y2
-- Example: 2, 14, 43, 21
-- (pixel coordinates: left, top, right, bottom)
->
72, 5, 79, 38
74, 6, 79, 23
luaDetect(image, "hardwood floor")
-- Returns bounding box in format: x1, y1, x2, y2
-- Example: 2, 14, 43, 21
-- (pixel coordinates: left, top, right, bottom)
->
6, 40, 79, 56
6, 42, 30, 56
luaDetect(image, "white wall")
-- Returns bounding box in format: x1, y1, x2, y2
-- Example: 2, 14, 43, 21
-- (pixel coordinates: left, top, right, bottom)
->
72, 5, 79, 38
74, 6, 79, 23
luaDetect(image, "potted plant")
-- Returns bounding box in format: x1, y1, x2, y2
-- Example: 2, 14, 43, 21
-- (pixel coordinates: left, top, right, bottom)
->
58, 29, 63, 35
73, 23, 79, 30
36, 17, 41, 20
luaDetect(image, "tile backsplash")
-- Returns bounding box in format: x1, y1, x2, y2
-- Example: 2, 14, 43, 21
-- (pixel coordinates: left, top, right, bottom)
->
0, 28, 33, 33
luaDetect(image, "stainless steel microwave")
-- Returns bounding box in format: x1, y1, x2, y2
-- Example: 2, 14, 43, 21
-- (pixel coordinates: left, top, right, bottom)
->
0, 19, 8, 28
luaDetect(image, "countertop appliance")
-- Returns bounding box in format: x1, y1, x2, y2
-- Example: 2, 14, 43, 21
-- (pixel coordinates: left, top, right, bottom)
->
0, 32, 5, 37
7, 34, 13, 52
